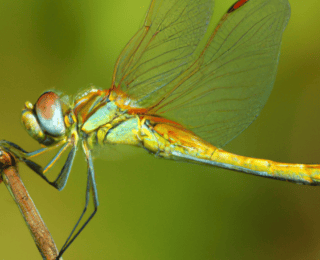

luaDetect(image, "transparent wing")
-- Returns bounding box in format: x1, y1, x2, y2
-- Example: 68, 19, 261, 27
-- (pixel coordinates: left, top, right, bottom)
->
112, 0, 214, 107
151, 0, 291, 147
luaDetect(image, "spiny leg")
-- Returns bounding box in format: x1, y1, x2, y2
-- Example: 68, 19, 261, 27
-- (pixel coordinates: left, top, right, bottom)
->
43, 143, 72, 174
50, 145, 77, 191
0, 139, 76, 190
25, 142, 76, 190
0, 139, 63, 159
0, 140, 55, 179
36, 132, 78, 189
57, 141, 99, 259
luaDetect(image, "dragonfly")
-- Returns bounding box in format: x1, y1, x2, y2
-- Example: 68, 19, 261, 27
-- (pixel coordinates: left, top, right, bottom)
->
2, 0, 318, 258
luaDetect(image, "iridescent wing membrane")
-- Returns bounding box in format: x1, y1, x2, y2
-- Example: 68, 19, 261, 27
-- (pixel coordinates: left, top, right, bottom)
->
112, 0, 291, 147
112, 0, 214, 104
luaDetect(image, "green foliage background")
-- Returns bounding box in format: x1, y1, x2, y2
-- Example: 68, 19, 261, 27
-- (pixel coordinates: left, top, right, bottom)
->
1, 0, 320, 259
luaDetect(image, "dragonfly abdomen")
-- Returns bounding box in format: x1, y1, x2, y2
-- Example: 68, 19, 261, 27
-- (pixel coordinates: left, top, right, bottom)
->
139, 118, 320, 186
208, 150, 320, 185
173, 147, 320, 186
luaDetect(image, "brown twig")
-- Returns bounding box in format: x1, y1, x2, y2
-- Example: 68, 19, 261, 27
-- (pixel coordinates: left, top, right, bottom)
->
0, 147, 60, 260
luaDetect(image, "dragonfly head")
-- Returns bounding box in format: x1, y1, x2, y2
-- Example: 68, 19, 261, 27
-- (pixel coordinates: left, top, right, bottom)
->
21, 91, 75, 146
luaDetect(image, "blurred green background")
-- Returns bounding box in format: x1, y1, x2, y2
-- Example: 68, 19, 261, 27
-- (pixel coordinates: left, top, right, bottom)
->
1, 0, 320, 259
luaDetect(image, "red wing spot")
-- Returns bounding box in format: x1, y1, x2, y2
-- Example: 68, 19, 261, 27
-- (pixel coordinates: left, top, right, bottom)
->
36, 92, 59, 120
228, 0, 249, 13
234, 0, 249, 9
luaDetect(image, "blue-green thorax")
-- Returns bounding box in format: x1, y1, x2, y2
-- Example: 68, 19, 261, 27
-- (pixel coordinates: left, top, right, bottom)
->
73, 88, 134, 146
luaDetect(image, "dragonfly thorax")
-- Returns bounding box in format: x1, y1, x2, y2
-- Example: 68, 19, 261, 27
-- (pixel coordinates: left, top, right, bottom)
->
73, 88, 136, 148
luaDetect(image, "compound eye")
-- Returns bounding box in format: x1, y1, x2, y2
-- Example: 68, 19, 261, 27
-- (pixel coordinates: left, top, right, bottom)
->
35, 91, 66, 137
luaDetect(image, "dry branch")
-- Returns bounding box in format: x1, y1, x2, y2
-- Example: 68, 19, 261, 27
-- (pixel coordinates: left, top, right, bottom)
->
0, 147, 60, 260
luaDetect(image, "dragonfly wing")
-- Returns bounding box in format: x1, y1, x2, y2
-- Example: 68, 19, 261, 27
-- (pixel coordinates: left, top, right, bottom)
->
112, 0, 214, 107
153, 0, 291, 147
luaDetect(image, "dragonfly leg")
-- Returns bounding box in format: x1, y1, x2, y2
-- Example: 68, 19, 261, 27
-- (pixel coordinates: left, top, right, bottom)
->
0, 139, 48, 158
57, 141, 99, 259
0, 139, 77, 190
43, 142, 71, 174
21, 143, 76, 191
0, 140, 55, 183
49, 144, 77, 190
